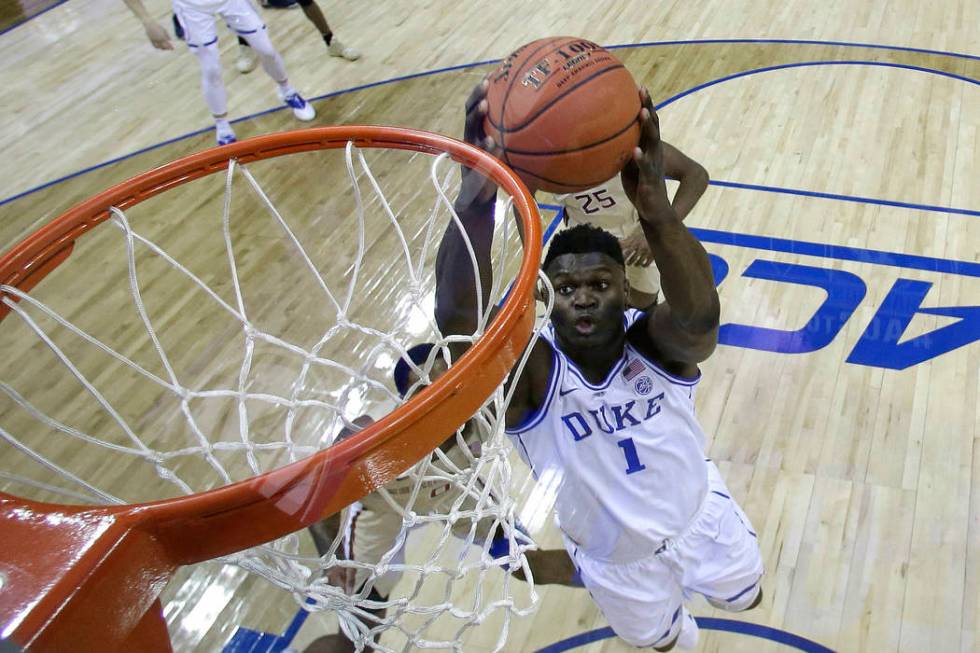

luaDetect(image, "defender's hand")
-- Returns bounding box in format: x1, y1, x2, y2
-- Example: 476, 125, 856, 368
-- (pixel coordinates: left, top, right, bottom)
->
327, 565, 355, 594
620, 88, 674, 224
620, 227, 655, 267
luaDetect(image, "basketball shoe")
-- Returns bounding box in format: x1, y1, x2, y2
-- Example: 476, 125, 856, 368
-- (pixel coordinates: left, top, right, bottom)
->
235, 44, 258, 74
280, 90, 316, 121
327, 39, 360, 61
215, 122, 237, 146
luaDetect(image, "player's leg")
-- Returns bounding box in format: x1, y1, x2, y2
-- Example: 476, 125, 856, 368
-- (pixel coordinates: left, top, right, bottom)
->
569, 545, 692, 650
175, 6, 237, 145
294, 0, 360, 60
219, 0, 316, 120
679, 462, 765, 614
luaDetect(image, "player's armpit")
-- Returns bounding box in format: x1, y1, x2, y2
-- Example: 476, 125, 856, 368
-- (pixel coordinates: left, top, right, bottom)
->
503, 339, 555, 429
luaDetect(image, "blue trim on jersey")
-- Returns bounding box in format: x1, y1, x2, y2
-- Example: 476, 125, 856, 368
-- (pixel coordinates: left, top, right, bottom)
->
626, 344, 701, 387
505, 343, 560, 435
712, 490, 730, 499
513, 432, 537, 478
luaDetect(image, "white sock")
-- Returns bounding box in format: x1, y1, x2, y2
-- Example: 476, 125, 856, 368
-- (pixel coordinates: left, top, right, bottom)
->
278, 82, 296, 97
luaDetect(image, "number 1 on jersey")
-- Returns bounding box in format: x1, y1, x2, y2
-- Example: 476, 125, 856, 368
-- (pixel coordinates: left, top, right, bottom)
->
616, 437, 647, 474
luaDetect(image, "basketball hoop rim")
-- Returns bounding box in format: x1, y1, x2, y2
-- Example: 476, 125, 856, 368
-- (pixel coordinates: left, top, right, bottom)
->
0, 125, 541, 562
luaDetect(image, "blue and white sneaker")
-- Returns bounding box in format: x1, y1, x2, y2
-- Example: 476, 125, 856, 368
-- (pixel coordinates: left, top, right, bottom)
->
215, 124, 237, 146
280, 90, 315, 121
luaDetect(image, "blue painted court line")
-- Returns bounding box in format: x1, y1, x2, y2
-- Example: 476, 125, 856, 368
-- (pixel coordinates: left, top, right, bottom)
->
4, 43, 979, 218
656, 59, 980, 111
534, 618, 836, 652
707, 179, 980, 218
0, 0, 70, 38
691, 227, 980, 278
606, 37, 980, 62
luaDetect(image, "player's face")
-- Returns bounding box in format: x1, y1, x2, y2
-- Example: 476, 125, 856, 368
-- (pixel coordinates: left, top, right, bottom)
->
405, 357, 450, 398
545, 252, 628, 350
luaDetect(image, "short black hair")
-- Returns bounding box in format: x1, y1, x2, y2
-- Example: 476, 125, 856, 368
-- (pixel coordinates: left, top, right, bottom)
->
543, 223, 625, 270
393, 343, 436, 397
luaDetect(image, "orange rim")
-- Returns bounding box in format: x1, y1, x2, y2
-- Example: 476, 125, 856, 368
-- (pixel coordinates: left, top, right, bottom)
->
0, 126, 541, 651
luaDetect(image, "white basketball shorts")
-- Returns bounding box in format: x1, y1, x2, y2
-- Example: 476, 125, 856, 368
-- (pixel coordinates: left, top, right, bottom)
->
172, 0, 265, 48
566, 461, 763, 648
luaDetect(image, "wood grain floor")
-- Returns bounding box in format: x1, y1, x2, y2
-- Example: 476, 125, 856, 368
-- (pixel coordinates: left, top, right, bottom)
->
0, 2, 978, 651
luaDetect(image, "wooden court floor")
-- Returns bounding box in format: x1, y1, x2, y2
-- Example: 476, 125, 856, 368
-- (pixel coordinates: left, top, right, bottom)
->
0, 2, 978, 652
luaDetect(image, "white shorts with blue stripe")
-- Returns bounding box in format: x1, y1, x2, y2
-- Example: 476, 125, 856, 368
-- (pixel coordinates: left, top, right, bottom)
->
172, 0, 265, 48
566, 461, 763, 648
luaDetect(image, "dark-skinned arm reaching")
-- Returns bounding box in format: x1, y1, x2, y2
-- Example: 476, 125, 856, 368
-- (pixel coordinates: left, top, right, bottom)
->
621, 89, 721, 378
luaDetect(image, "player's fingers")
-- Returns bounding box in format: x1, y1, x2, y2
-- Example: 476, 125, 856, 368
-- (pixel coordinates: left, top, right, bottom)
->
638, 108, 662, 155
465, 78, 489, 114
639, 86, 656, 114
463, 99, 488, 146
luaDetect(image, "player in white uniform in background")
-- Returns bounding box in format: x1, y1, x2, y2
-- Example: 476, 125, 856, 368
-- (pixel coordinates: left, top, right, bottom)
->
557, 143, 708, 309
124, 0, 316, 145
436, 80, 764, 650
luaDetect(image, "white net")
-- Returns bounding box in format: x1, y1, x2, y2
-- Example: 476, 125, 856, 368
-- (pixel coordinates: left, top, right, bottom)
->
0, 137, 553, 651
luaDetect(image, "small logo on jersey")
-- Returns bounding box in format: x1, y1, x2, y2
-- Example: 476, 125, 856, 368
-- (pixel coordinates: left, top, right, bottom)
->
634, 376, 653, 395
622, 358, 645, 381
559, 387, 577, 397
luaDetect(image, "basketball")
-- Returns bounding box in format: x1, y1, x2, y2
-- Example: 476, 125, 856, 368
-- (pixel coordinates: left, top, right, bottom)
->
484, 37, 641, 194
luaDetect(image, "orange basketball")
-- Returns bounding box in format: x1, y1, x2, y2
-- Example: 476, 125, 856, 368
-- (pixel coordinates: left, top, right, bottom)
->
484, 37, 641, 194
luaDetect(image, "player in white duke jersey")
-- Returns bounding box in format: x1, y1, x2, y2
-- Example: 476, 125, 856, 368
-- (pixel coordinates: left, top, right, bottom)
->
434, 79, 764, 651
124, 0, 316, 145
556, 142, 708, 309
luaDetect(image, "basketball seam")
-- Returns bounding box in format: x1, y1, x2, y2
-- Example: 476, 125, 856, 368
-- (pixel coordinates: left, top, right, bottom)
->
498, 109, 640, 156
494, 64, 632, 134
492, 37, 577, 131
496, 38, 575, 168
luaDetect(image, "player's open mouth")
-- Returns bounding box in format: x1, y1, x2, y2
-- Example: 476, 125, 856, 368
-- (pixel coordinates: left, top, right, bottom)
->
574, 316, 595, 334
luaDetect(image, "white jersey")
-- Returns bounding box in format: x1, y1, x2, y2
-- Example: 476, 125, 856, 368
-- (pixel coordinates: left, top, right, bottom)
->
506, 309, 709, 562
557, 180, 635, 238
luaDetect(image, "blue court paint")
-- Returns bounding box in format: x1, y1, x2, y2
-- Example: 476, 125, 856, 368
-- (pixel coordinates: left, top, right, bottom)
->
606, 37, 980, 62
707, 179, 980, 219
655, 59, 980, 110
2, 43, 978, 222
691, 227, 980, 278
535, 618, 836, 652
0, 0, 70, 38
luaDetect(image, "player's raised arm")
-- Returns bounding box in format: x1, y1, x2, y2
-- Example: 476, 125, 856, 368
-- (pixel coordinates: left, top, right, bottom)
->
621, 89, 720, 374
434, 79, 498, 341
662, 142, 709, 221
435, 80, 552, 428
